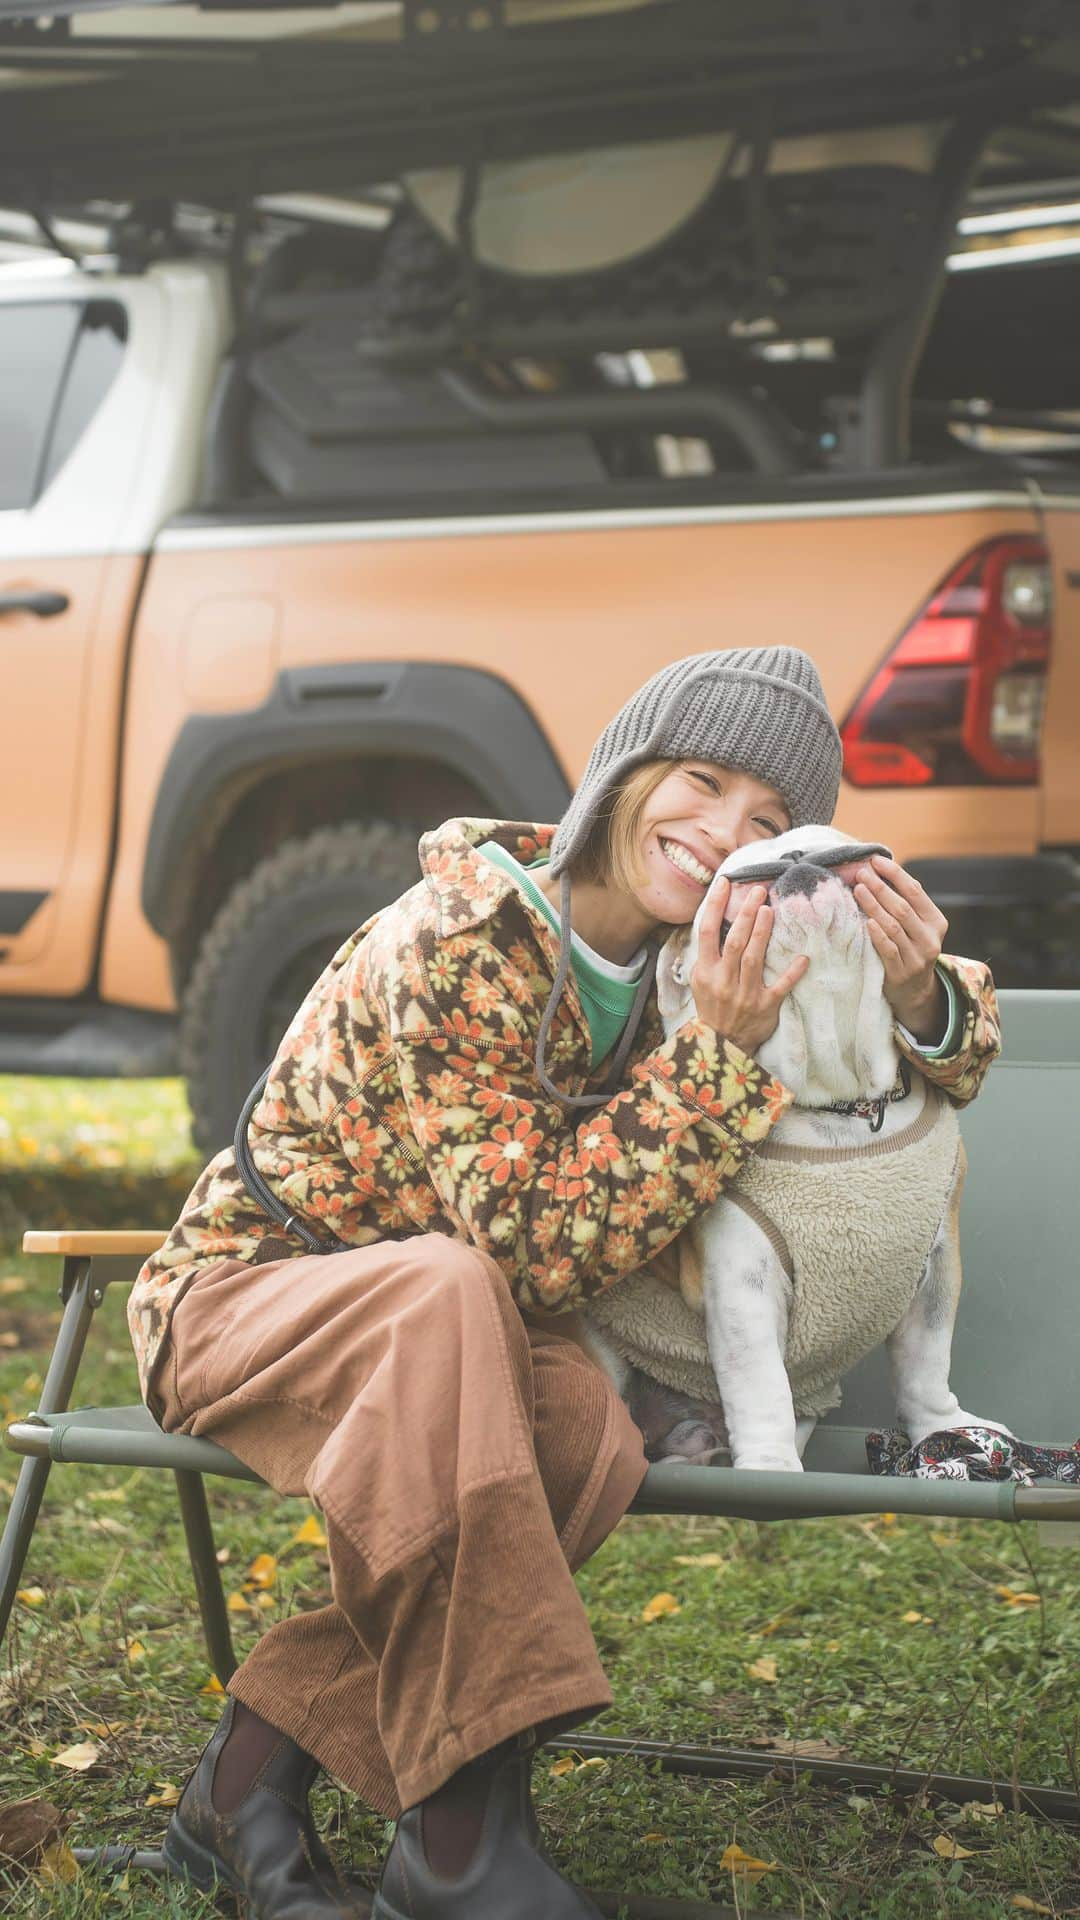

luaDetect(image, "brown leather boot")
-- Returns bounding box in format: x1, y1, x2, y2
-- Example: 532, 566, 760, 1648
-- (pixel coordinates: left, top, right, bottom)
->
162, 1698, 370, 1918
372, 1736, 602, 1919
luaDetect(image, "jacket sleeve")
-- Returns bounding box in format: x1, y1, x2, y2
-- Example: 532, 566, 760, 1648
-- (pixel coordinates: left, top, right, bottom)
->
392, 1008, 791, 1312
894, 953, 1001, 1109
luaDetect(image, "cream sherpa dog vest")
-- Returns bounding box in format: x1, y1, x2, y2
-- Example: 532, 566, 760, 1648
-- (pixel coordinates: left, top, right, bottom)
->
587, 1087, 962, 1419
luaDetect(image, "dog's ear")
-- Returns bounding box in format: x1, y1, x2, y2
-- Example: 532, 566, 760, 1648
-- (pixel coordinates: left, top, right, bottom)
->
656, 925, 696, 1023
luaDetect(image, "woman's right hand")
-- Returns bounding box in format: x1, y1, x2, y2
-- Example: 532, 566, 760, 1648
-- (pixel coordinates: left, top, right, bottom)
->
690, 878, 808, 1057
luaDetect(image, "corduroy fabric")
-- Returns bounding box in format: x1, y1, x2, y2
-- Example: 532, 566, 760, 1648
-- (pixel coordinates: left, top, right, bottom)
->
155, 1233, 646, 1816
550, 646, 841, 875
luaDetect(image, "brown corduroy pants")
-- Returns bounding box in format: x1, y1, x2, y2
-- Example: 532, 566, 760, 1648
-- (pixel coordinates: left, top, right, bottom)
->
155, 1233, 647, 1816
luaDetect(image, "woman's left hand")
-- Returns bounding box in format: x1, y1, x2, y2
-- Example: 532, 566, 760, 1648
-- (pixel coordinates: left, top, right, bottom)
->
853, 854, 948, 1043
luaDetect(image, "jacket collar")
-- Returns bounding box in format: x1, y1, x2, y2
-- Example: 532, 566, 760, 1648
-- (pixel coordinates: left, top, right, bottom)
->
416, 817, 663, 1082
418, 817, 558, 939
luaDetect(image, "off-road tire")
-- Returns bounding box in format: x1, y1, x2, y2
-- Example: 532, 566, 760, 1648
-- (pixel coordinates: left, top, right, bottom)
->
180, 820, 419, 1155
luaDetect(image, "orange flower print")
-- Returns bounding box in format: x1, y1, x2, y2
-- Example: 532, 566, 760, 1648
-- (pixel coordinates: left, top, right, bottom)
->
339, 1114, 383, 1178
761, 1077, 790, 1125
425, 1068, 471, 1106
476, 1117, 544, 1186
409, 1096, 449, 1150
475, 1079, 525, 1124
573, 1117, 623, 1175
532, 1256, 576, 1304
686, 1158, 724, 1205
602, 1228, 641, 1274
396, 1182, 440, 1226
609, 1185, 648, 1230
461, 970, 508, 1019
531, 1206, 566, 1253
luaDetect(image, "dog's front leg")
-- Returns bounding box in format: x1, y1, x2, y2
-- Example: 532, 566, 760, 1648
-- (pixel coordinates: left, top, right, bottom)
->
699, 1209, 803, 1472
887, 1148, 1012, 1445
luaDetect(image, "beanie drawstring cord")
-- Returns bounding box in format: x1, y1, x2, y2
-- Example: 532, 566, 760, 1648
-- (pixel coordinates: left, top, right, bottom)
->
534, 870, 660, 1111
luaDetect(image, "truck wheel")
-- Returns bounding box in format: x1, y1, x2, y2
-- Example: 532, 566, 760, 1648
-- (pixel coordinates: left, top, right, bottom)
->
180, 820, 419, 1155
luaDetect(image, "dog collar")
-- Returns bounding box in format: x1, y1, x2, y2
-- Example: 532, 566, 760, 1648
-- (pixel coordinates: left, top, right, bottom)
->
823, 1060, 911, 1133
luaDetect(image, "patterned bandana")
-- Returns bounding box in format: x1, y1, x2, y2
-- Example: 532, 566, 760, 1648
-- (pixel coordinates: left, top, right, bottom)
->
866, 1426, 1080, 1485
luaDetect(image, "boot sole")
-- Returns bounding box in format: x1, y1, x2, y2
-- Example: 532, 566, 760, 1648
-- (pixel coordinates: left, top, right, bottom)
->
161, 1812, 243, 1906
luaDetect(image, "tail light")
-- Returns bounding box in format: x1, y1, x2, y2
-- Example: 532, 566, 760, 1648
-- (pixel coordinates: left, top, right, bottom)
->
841, 535, 1052, 787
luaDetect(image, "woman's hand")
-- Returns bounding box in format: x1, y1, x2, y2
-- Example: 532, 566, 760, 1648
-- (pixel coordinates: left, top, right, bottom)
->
691, 879, 808, 1057
854, 854, 948, 1042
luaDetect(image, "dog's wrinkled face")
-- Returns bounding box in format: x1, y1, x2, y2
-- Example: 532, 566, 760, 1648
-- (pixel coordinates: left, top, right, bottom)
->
656, 826, 900, 1105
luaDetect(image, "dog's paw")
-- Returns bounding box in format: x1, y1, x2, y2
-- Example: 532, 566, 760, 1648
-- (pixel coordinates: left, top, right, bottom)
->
732, 1450, 804, 1473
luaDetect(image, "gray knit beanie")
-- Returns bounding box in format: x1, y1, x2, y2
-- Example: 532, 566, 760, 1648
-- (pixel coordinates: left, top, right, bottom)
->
550, 646, 841, 876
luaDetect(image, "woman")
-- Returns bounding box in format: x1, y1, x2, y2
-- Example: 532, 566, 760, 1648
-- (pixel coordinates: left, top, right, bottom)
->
131, 645, 1000, 1919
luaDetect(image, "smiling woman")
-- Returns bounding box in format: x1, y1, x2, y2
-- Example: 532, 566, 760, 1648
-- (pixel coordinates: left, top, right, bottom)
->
120, 644, 1001, 1920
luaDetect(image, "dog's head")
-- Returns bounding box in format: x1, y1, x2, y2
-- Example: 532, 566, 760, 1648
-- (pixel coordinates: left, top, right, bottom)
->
656, 826, 900, 1106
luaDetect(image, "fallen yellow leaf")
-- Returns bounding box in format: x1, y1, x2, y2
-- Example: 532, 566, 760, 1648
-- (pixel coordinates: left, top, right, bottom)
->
643, 1832, 666, 1843
78, 1721, 125, 1739
35, 1840, 79, 1885
672, 1552, 725, 1567
961, 1799, 1005, 1823
254, 1592, 276, 1611
1011, 1897, 1054, 1914
0, 1276, 27, 1295
578, 1757, 608, 1771
50, 1742, 99, 1773
932, 1834, 976, 1859
126, 1639, 147, 1664
641, 1592, 681, 1623
215, 1547, 231, 1565
902, 1610, 927, 1624
825, 1639, 842, 1653
15, 1587, 45, 1608
997, 1587, 1040, 1608
720, 1843, 777, 1880
144, 1783, 181, 1809
227, 1591, 253, 1614
549, 1756, 577, 1777
747, 1656, 778, 1683
199, 1675, 226, 1696
756, 1609, 794, 1639
245, 1553, 277, 1590
292, 1516, 327, 1548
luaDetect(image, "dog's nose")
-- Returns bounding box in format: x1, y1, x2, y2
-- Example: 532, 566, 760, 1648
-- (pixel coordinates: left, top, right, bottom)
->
774, 860, 828, 900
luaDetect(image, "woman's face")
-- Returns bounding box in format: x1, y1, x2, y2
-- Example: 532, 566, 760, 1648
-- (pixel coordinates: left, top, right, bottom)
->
630, 760, 791, 927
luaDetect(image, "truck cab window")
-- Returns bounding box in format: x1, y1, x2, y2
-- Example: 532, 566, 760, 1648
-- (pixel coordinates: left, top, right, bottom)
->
0, 302, 80, 511
38, 301, 127, 497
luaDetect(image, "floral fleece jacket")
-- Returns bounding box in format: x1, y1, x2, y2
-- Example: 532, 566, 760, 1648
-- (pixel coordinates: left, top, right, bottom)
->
129, 817, 1002, 1407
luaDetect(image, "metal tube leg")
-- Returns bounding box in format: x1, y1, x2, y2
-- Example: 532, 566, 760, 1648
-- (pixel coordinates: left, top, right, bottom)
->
0, 1454, 57, 1645
1, 1256, 97, 1649
173, 1469, 238, 1687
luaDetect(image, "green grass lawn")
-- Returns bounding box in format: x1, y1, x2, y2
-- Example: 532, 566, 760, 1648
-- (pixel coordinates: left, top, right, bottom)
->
0, 1077, 1077, 1918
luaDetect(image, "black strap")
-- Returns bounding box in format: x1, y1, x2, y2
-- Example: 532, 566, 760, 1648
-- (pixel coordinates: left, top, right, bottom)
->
233, 1068, 345, 1256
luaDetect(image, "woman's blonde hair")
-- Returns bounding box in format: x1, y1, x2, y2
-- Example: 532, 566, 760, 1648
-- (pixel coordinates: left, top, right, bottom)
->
570, 760, 675, 896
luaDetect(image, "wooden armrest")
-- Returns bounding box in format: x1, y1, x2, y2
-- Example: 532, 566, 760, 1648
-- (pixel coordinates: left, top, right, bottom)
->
22, 1231, 168, 1257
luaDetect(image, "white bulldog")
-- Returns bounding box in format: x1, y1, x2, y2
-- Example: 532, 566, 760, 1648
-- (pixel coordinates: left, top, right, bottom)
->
585, 826, 1006, 1472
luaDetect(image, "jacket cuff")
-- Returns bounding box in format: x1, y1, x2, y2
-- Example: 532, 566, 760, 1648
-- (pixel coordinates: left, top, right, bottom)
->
633, 1016, 792, 1146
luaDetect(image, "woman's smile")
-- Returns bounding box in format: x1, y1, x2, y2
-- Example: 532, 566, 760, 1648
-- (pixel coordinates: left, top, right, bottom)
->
656, 837, 717, 891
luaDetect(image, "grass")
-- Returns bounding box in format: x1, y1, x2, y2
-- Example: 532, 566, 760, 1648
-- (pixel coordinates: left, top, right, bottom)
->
0, 1075, 1078, 1918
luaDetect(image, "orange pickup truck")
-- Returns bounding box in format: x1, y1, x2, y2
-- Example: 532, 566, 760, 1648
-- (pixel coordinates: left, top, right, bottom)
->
2, 1, 1080, 1149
